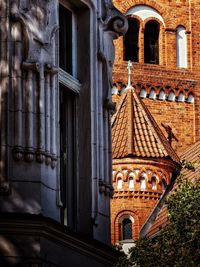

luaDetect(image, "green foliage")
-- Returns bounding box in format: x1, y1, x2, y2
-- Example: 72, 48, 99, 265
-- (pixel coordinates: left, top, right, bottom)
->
113, 244, 132, 267
115, 177, 200, 267
180, 158, 196, 172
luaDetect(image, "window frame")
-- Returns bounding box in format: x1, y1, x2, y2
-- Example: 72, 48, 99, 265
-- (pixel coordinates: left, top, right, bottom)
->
58, 1, 82, 229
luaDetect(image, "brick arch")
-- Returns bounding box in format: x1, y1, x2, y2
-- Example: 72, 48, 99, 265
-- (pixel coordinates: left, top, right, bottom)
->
143, 16, 165, 28
114, 0, 167, 21
126, 13, 143, 25
170, 20, 190, 32
114, 210, 140, 243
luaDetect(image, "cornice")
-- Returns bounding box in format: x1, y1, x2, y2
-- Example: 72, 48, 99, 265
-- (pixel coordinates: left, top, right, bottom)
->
0, 214, 119, 265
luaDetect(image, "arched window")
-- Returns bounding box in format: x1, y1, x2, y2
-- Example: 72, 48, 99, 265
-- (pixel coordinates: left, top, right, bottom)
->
128, 177, 134, 189
112, 85, 118, 95
149, 89, 156, 99
168, 91, 175, 101
140, 88, 147, 98
178, 92, 185, 102
122, 218, 132, 240
176, 26, 187, 68
187, 93, 194, 103
144, 21, 159, 64
158, 90, 166, 101
152, 177, 157, 190
124, 18, 139, 62
117, 178, 123, 189
140, 177, 146, 190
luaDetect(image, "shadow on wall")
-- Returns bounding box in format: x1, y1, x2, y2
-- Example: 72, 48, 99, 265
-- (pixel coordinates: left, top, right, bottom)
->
0, 233, 62, 266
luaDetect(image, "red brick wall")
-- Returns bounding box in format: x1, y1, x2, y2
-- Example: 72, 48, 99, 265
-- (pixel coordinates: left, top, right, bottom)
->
111, 198, 157, 243
112, 0, 200, 148
111, 0, 200, 244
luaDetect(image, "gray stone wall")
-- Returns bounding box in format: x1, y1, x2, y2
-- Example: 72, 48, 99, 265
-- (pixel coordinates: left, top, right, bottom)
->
0, 1, 127, 259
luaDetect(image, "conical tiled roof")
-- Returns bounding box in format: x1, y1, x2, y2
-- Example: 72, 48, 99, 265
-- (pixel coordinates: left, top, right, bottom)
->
112, 86, 180, 163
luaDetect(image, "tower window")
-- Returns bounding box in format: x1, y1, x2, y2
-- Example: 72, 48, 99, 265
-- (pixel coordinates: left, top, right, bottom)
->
168, 91, 175, 102
122, 218, 132, 240
144, 20, 159, 64
187, 93, 194, 103
140, 88, 147, 98
152, 177, 157, 190
140, 177, 146, 190
176, 26, 187, 68
117, 178, 123, 189
128, 177, 134, 189
159, 90, 166, 101
124, 18, 139, 62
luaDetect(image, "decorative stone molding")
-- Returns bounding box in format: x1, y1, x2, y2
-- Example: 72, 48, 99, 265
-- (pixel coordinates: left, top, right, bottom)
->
99, 179, 114, 197
99, 1, 128, 111
10, 0, 59, 168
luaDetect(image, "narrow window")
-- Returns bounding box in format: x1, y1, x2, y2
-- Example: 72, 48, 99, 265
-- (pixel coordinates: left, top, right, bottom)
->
117, 178, 123, 189
59, 3, 81, 229
168, 91, 175, 101
158, 90, 165, 101
187, 93, 194, 103
122, 219, 132, 240
124, 18, 139, 62
59, 4, 72, 74
149, 89, 156, 99
152, 177, 157, 190
112, 84, 118, 95
140, 88, 147, 98
60, 87, 76, 227
128, 177, 134, 189
144, 20, 159, 64
178, 92, 185, 102
176, 26, 187, 68
140, 177, 146, 190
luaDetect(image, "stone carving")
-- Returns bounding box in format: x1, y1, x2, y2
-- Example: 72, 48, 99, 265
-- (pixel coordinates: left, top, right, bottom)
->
99, 0, 128, 112
10, 0, 58, 167
97, 1, 128, 197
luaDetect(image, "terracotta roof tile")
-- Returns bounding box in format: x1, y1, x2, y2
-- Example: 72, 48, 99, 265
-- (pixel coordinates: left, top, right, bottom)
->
112, 86, 180, 163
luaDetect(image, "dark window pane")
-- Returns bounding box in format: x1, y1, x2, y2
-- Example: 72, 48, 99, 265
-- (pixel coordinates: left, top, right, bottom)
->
123, 218, 132, 239
59, 4, 72, 74
60, 86, 76, 229
124, 19, 139, 62
144, 20, 159, 64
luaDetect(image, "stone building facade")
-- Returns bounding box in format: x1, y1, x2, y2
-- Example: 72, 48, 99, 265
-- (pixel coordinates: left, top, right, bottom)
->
111, 0, 200, 245
0, 0, 127, 266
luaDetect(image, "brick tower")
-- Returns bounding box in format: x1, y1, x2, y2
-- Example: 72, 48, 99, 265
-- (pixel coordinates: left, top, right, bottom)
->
111, 0, 200, 246
111, 71, 180, 244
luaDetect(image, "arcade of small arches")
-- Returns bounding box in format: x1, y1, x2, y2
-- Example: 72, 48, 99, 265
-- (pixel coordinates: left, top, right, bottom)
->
112, 168, 170, 194
112, 82, 195, 103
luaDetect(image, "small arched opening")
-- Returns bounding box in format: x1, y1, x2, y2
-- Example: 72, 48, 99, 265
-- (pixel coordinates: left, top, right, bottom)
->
124, 18, 139, 62
144, 20, 160, 64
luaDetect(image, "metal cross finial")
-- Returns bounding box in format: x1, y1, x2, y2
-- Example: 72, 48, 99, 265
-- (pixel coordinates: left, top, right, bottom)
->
127, 60, 132, 87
